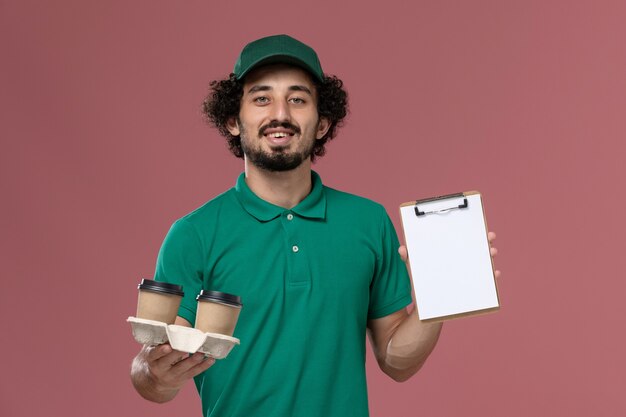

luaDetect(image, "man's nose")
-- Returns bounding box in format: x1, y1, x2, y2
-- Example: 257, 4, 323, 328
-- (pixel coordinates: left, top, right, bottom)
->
269, 99, 291, 122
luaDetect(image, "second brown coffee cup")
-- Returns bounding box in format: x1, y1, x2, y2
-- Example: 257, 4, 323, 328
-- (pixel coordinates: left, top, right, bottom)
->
195, 290, 242, 336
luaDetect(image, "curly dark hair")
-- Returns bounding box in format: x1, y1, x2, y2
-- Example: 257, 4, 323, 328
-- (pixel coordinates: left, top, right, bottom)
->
202, 72, 348, 161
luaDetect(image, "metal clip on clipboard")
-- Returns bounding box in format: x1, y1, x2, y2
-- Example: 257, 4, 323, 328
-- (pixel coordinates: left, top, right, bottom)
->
414, 193, 469, 217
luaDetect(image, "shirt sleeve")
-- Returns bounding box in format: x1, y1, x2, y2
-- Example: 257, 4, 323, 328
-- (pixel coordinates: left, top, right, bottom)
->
367, 207, 413, 320
154, 218, 205, 326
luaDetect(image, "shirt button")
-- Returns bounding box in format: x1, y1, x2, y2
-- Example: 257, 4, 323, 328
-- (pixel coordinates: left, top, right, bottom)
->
287, 213, 294, 221
292, 245, 299, 253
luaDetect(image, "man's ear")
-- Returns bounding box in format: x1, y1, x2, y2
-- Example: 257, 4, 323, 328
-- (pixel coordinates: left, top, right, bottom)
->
316, 117, 331, 140
226, 117, 240, 136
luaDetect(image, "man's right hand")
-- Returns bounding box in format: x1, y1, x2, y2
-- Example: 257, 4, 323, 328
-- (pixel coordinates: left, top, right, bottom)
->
130, 317, 216, 403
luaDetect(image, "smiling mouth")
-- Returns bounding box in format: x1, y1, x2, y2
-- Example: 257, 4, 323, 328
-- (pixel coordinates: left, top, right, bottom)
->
265, 132, 294, 138
262, 130, 298, 147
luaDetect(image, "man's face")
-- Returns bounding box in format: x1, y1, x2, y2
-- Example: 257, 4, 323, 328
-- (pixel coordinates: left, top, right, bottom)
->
227, 64, 330, 172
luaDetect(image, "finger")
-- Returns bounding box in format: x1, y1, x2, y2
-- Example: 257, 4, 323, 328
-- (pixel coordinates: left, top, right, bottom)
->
153, 349, 189, 369
181, 355, 216, 379
173, 353, 213, 375
490, 247, 498, 257
495, 270, 501, 279
146, 343, 173, 361
398, 246, 408, 262
488, 231, 496, 242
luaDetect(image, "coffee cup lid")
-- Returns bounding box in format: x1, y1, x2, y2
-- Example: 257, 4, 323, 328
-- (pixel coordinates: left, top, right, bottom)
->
138, 279, 184, 297
196, 290, 242, 307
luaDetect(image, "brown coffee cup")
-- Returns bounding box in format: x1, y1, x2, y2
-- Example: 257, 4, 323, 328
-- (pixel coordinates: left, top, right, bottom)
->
136, 279, 184, 324
195, 290, 243, 336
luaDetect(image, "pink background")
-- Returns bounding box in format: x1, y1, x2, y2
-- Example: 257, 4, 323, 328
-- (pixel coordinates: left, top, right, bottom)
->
2, 1, 625, 416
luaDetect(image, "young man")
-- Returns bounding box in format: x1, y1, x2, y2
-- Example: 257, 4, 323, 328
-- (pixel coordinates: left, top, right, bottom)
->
131, 34, 498, 416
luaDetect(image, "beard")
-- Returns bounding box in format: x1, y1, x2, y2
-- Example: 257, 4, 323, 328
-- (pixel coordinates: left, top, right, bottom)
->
239, 120, 317, 172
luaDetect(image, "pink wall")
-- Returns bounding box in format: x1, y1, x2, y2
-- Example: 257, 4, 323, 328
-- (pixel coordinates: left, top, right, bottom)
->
2, 1, 625, 415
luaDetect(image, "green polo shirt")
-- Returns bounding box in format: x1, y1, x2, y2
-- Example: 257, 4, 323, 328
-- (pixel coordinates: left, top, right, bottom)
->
155, 171, 412, 417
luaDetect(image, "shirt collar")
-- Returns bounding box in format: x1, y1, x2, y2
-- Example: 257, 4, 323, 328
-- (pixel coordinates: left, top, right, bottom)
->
234, 171, 326, 222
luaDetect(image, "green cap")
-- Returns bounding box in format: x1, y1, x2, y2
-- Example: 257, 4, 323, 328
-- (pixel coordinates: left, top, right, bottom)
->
233, 34, 324, 82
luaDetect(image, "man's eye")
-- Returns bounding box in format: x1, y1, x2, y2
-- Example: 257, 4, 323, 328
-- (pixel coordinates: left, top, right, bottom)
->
254, 97, 269, 103
290, 98, 305, 104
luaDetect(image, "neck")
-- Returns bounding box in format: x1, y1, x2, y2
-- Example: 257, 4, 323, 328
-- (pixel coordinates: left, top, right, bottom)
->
243, 159, 313, 209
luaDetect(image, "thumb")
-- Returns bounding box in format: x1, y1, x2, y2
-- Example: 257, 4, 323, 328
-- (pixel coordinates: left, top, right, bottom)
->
398, 245, 408, 263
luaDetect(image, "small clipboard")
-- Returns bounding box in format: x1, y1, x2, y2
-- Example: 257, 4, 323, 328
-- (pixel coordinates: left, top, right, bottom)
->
399, 191, 500, 322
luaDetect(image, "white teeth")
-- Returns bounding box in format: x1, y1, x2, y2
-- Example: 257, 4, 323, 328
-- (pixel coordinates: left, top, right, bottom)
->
268, 132, 288, 138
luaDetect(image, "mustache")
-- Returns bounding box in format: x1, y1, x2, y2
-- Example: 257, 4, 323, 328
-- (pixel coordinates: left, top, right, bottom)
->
259, 121, 301, 137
